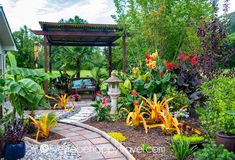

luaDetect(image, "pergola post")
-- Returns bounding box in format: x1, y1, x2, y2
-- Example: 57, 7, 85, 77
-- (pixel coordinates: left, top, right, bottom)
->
44, 36, 48, 94
49, 45, 52, 73
122, 34, 126, 73
108, 46, 112, 76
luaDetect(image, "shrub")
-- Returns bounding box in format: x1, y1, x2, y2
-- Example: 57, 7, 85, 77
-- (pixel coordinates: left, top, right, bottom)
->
107, 132, 127, 142
198, 77, 235, 137
173, 134, 204, 143
194, 143, 235, 160
0, 125, 4, 139
4, 119, 27, 144
166, 87, 190, 112
91, 98, 111, 121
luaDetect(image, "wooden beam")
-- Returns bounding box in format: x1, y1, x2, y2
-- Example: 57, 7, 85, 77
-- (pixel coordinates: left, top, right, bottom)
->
122, 34, 126, 73
108, 46, 112, 76
31, 30, 120, 37
48, 42, 119, 47
44, 36, 48, 94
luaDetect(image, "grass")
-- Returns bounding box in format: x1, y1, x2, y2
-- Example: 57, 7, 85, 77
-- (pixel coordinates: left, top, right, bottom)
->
35, 69, 92, 78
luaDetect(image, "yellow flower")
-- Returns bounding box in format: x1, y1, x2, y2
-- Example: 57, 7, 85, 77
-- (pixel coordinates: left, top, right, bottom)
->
133, 67, 140, 74
151, 50, 158, 59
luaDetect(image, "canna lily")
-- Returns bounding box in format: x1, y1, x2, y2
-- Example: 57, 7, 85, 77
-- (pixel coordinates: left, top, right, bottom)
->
151, 50, 158, 59
132, 67, 140, 74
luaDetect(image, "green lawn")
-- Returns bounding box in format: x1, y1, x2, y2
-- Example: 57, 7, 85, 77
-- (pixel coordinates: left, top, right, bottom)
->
35, 69, 92, 79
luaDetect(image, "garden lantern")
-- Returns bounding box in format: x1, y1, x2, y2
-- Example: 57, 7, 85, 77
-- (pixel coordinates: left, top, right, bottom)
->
106, 70, 123, 114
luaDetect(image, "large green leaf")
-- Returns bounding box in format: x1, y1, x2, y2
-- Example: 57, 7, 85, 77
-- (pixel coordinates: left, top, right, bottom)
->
7, 52, 17, 68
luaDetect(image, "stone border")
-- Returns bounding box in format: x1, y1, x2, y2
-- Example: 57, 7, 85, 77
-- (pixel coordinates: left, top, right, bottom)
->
59, 121, 136, 160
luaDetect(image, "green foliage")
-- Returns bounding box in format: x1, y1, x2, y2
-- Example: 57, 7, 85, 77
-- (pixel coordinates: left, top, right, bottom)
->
12, 25, 42, 68
166, 87, 190, 112
140, 144, 152, 153
112, 0, 213, 70
170, 136, 196, 160
52, 16, 107, 78
227, 12, 235, 34
194, 143, 235, 160
173, 134, 204, 143
198, 77, 235, 137
91, 100, 110, 121
0, 125, 4, 139
107, 132, 127, 142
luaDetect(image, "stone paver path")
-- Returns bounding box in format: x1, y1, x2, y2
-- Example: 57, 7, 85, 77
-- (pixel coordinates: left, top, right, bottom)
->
52, 123, 127, 160
60, 106, 96, 123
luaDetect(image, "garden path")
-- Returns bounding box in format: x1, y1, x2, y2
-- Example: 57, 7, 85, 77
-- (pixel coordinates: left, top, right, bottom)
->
52, 123, 127, 160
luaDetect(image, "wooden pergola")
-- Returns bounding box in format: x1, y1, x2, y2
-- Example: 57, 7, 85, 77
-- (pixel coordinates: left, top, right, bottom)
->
31, 22, 126, 93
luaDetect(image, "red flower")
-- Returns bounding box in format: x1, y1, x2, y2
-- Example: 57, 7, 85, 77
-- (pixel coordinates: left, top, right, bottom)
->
177, 52, 187, 61
188, 55, 199, 65
166, 62, 175, 71
145, 54, 151, 60
160, 72, 164, 77
131, 90, 137, 95
96, 90, 102, 95
134, 100, 139, 106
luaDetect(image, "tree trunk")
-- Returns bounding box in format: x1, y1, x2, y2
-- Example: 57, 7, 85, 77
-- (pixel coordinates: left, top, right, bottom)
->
76, 58, 81, 78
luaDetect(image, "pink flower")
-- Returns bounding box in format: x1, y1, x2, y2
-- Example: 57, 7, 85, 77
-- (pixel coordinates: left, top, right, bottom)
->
101, 96, 108, 107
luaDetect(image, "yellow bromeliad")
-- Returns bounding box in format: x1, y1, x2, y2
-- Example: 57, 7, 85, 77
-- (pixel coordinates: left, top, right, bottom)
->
46, 94, 74, 110
139, 94, 180, 134
29, 112, 58, 141
121, 102, 149, 133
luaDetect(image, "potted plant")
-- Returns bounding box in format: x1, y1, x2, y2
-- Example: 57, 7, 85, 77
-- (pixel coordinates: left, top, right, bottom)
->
0, 125, 5, 158
216, 111, 235, 153
4, 119, 27, 160
72, 93, 81, 101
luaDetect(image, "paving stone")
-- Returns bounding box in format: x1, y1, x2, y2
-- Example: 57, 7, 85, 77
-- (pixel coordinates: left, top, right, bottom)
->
79, 151, 104, 160
64, 132, 80, 137
73, 140, 93, 147
101, 150, 124, 159
56, 129, 72, 134
68, 126, 84, 132
96, 144, 117, 152
60, 125, 74, 129
106, 157, 127, 160
90, 137, 109, 145
83, 133, 101, 139
69, 135, 86, 141
78, 129, 93, 135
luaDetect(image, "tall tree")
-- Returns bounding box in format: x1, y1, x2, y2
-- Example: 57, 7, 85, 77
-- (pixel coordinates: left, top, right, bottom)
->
52, 16, 106, 78
112, 0, 213, 71
12, 25, 42, 68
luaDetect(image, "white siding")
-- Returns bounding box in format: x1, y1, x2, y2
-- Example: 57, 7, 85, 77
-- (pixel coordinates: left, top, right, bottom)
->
0, 43, 5, 76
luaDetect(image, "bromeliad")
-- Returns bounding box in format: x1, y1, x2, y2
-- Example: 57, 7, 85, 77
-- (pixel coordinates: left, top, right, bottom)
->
46, 94, 74, 110
120, 101, 149, 133
29, 112, 58, 141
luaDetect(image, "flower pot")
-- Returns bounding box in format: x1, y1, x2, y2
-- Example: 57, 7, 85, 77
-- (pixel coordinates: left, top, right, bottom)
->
216, 132, 235, 153
0, 139, 5, 158
4, 141, 26, 160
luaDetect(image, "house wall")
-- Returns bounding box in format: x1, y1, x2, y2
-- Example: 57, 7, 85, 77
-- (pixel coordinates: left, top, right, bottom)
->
0, 43, 5, 77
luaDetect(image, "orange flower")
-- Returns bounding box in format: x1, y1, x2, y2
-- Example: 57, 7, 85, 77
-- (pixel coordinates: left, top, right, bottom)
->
131, 90, 137, 95
134, 100, 139, 106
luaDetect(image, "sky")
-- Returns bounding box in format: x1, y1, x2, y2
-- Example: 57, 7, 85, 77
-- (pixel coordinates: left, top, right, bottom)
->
0, 0, 234, 32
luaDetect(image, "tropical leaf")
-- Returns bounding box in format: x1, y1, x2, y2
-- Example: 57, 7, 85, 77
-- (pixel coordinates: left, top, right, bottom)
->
7, 52, 17, 68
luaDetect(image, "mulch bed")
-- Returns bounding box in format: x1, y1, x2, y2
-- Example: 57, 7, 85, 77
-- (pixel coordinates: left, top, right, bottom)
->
85, 118, 177, 160
26, 132, 65, 143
